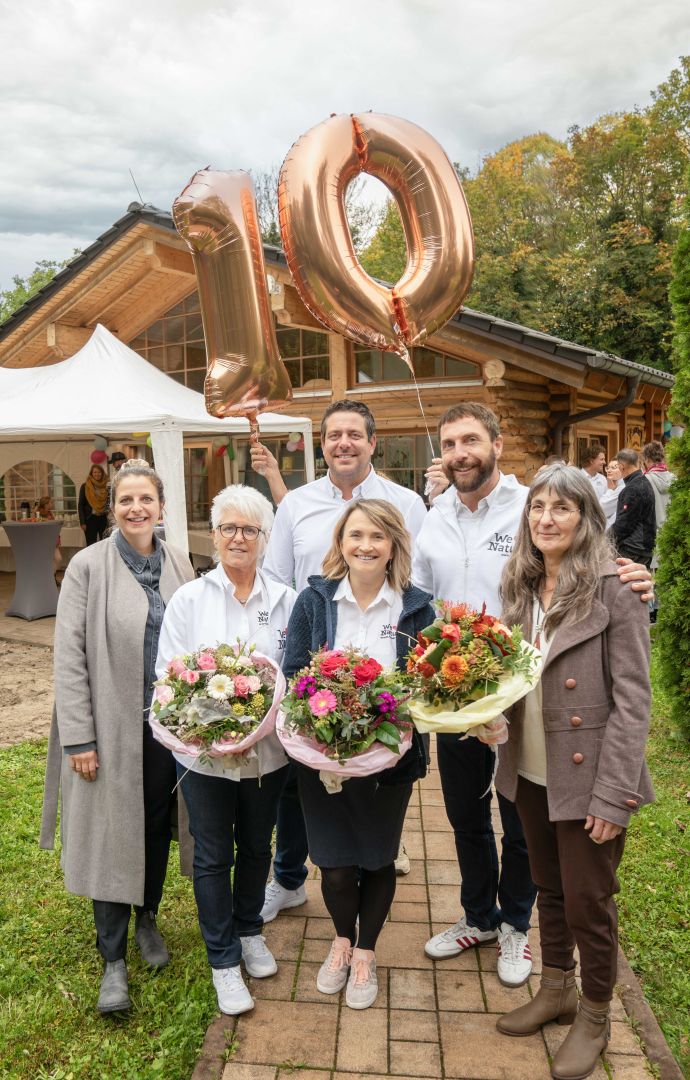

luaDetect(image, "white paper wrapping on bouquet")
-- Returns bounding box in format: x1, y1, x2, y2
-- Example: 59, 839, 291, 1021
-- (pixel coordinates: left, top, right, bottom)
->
276, 709, 413, 792
409, 642, 543, 735
149, 655, 286, 758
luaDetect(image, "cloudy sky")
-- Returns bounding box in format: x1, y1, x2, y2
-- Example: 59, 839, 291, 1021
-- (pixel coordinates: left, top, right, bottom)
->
1, 0, 689, 290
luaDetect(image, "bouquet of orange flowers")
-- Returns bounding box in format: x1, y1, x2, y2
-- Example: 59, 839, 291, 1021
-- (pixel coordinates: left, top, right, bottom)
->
404, 602, 541, 736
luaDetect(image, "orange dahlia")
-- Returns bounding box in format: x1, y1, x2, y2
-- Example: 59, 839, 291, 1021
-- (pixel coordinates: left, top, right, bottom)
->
440, 654, 469, 685
443, 602, 472, 621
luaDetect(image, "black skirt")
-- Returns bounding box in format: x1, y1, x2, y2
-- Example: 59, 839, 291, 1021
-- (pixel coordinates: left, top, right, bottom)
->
296, 764, 412, 870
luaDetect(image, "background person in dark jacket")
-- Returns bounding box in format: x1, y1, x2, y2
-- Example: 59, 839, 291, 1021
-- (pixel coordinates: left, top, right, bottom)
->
611, 449, 656, 567
282, 499, 433, 1011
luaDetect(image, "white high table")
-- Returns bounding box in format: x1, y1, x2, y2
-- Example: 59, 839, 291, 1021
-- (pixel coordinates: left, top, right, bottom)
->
2, 520, 63, 620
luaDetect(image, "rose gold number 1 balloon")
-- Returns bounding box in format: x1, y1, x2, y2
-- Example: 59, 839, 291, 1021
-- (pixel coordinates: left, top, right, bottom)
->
173, 170, 292, 439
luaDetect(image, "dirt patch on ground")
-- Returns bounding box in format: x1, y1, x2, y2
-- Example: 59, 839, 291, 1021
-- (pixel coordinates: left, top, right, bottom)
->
0, 641, 54, 747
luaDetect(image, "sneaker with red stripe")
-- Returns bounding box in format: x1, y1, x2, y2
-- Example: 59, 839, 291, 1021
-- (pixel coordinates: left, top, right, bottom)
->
496, 922, 533, 986
425, 917, 498, 959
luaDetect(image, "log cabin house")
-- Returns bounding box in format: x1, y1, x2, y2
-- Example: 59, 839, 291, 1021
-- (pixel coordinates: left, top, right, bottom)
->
0, 201, 674, 526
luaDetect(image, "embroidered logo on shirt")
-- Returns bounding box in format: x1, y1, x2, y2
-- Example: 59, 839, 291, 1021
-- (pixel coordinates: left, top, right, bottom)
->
380, 623, 397, 640
488, 531, 514, 555
277, 627, 287, 650
257, 610, 270, 626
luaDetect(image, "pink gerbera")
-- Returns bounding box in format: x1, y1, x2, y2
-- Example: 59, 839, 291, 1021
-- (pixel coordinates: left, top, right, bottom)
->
308, 690, 337, 717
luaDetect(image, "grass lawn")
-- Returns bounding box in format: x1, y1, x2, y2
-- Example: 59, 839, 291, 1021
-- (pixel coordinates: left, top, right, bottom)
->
0, 741, 218, 1080
1, 645, 688, 1078
617, 648, 690, 1077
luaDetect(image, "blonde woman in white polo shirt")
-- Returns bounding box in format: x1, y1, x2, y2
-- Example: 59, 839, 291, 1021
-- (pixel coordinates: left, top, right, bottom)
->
155, 485, 296, 1017
282, 499, 434, 1010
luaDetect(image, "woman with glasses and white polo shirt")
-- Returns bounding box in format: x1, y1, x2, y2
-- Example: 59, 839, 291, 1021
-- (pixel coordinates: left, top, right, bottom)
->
155, 485, 296, 1016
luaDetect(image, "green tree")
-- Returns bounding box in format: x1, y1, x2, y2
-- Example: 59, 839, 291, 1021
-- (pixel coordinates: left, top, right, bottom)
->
655, 163, 690, 737
0, 258, 73, 324
359, 199, 406, 281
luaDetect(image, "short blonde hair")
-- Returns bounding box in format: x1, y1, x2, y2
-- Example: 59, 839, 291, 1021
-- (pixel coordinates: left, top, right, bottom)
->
321, 499, 412, 592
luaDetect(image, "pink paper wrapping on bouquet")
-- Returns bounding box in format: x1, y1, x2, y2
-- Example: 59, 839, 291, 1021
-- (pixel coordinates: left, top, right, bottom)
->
149, 655, 286, 759
275, 708, 412, 777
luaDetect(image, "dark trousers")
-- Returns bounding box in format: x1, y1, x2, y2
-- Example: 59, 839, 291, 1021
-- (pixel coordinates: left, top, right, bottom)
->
85, 514, 108, 546
93, 722, 177, 962
272, 763, 310, 890
516, 777, 625, 1001
179, 763, 288, 969
437, 733, 536, 933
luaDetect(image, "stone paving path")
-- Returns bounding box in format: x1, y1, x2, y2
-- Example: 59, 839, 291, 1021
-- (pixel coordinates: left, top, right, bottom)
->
198, 748, 655, 1080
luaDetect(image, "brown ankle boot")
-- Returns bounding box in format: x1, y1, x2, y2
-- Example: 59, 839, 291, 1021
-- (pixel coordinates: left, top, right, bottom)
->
550, 996, 610, 1080
496, 965, 577, 1036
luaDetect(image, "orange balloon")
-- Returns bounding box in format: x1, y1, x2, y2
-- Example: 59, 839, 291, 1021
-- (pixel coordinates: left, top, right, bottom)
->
278, 113, 475, 356
173, 170, 293, 422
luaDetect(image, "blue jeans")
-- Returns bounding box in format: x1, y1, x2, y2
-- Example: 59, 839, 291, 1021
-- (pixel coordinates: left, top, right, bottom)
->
272, 763, 309, 891
178, 763, 288, 968
436, 734, 536, 933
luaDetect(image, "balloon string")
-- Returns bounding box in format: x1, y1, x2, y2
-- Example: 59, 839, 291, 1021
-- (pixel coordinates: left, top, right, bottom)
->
398, 347, 436, 496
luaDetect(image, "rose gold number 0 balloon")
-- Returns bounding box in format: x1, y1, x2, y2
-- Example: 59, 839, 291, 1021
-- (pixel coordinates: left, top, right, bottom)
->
278, 112, 475, 358
173, 170, 293, 434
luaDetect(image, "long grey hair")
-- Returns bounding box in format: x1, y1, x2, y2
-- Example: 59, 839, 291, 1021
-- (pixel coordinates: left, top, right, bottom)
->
500, 464, 614, 635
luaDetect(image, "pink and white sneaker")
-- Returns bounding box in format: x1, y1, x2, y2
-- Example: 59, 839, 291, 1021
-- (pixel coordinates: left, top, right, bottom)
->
425, 916, 498, 959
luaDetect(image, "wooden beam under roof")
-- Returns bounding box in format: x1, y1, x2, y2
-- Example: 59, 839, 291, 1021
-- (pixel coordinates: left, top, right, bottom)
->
46, 323, 92, 358
430, 325, 587, 389
271, 283, 325, 330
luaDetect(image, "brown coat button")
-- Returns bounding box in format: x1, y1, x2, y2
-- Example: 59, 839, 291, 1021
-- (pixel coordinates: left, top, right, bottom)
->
572, 752, 584, 764
570, 716, 583, 727
625, 799, 638, 808
565, 678, 577, 689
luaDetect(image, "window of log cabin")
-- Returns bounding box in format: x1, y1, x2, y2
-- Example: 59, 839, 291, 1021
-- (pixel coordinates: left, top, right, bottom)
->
129, 292, 206, 392
275, 326, 330, 388
354, 345, 480, 384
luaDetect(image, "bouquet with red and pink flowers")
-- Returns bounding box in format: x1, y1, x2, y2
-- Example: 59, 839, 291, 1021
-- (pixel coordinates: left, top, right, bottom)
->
149, 642, 285, 760
277, 648, 413, 777
404, 602, 541, 736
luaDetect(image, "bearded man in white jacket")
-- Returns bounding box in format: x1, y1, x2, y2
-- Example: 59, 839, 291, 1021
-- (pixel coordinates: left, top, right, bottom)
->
412, 403, 653, 989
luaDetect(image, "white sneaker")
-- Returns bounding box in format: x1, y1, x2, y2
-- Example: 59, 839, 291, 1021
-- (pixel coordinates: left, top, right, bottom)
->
316, 936, 352, 994
425, 916, 498, 959
240, 934, 278, 978
346, 948, 378, 1010
261, 879, 307, 923
212, 965, 254, 1015
394, 842, 411, 876
497, 922, 533, 987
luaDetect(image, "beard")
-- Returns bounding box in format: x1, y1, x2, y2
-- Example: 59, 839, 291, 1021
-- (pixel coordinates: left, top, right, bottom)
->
445, 451, 497, 494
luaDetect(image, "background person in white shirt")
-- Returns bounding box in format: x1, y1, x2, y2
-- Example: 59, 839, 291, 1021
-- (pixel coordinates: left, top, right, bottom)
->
155, 485, 296, 1018
281, 500, 434, 1010
579, 444, 623, 528
412, 403, 653, 989
261, 400, 428, 921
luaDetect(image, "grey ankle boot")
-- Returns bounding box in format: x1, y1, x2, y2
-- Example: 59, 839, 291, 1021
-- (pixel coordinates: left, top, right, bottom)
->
135, 910, 170, 968
497, 965, 577, 1036
97, 960, 131, 1013
551, 996, 610, 1080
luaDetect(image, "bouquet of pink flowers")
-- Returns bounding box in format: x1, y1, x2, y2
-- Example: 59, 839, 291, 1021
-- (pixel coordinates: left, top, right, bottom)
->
277, 648, 413, 782
149, 642, 285, 760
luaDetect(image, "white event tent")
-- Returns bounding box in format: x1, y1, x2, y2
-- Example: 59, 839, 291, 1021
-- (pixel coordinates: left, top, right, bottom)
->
0, 324, 314, 551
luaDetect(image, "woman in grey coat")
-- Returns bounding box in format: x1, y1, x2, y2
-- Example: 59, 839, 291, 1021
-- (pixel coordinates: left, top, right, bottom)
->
495, 465, 653, 1080
41, 460, 193, 1014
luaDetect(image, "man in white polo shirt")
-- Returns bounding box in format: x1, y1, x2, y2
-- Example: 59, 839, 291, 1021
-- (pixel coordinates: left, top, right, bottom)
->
579, 443, 623, 528
412, 402, 653, 989
261, 399, 428, 920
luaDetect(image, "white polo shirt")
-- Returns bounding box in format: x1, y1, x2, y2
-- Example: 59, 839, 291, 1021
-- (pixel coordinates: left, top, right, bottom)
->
332, 575, 402, 669
580, 468, 623, 529
262, 467, 428, 592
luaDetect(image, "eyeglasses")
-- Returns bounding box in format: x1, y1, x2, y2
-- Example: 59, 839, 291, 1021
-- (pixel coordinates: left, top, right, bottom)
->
217, 524, 263, 541
528, 504, 580, 523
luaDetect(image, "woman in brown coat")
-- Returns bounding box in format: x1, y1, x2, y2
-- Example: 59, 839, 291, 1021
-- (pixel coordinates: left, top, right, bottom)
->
495, 464, 653, 1080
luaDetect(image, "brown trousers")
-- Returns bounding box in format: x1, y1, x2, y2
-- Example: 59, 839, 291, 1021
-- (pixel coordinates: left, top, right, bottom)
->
515, 777, 626, 1001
